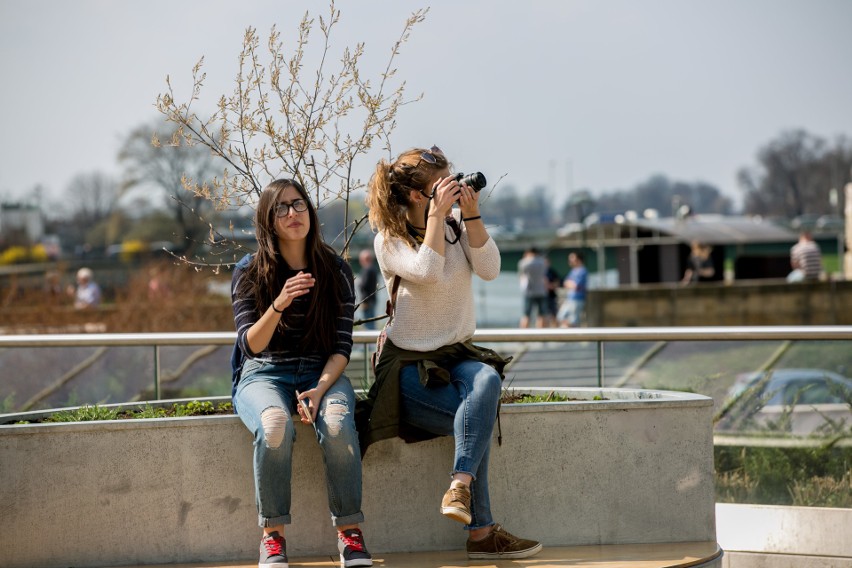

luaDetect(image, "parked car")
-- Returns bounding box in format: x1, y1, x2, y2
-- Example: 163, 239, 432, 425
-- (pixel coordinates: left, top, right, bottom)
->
716, 368, 852, 436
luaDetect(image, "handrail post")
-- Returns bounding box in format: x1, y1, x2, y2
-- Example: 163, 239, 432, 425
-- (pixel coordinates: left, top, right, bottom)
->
597, 341, 604, 388
154, 345, 161, 400
363, 343, 369, 389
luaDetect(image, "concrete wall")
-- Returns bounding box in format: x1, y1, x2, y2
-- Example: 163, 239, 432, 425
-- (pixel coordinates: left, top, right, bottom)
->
717, 503, 852, 568
0, 388, 717, 568
588, 280, 852, 327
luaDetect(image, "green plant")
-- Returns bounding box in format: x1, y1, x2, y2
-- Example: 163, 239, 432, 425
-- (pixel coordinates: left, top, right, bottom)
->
5, 400, 236, 424
714, 444, 852, 506
715, 470, 759, 504
44, 404, 122, 423
499, 389, 606, 404
789, 471, 852, 508
0, 393, 15, 414
132, 404, 168, 419
173, 400, 216, 416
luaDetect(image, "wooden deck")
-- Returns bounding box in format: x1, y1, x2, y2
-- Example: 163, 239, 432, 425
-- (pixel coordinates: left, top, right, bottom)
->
117, 541, 722, 568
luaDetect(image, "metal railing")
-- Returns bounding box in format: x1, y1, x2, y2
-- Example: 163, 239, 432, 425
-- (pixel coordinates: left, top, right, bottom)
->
2, 326, 851, 399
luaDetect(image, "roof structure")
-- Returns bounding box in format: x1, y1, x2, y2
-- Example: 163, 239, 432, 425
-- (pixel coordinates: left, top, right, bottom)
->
630, 215, 799, 245
554, 214, 800, 247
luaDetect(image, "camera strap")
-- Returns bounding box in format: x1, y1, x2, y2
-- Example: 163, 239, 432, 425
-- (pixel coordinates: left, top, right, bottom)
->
407, 215, 461, 246
446, 216, 462, 245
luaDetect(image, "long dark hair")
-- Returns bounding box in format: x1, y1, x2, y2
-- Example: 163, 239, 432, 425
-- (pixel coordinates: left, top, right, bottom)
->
245, 179, 342, 354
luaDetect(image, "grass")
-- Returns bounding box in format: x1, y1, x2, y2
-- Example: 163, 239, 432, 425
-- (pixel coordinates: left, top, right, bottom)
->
500, 389, 606, 404
42, 403, 122, 422
13, 400, 234, 424
715, 445, 852, 508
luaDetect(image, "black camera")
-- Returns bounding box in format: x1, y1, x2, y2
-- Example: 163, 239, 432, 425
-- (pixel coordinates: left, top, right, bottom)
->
454, 172, 487, 192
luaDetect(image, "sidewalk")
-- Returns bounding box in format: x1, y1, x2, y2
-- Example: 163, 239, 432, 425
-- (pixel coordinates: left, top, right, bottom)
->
114, 541, 722, 568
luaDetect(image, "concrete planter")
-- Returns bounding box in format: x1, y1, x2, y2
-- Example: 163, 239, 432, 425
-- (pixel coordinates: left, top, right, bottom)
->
0, 387, 719, 568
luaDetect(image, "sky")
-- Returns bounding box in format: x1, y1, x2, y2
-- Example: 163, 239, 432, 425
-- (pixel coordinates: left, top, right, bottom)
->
2, 0, 851, 212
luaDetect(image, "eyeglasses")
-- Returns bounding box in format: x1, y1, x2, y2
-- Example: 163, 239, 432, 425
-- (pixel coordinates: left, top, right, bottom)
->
418, 145, 443, 166
274, 199, 309, 218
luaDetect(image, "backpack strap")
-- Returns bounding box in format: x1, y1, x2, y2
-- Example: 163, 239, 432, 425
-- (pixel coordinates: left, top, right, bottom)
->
385, 275, 401, 322
230, 253, 255, 406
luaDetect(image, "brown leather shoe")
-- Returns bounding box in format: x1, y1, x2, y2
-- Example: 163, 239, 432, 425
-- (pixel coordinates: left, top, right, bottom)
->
440, 481, 471, 524
466, 524, 543, 559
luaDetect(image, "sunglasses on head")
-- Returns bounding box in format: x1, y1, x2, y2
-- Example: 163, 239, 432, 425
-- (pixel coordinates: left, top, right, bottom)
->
418, 145, 443, 165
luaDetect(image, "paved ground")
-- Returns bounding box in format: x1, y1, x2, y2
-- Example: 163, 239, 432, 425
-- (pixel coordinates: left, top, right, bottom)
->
498, 340, 656, 388
116, 541, 722, 568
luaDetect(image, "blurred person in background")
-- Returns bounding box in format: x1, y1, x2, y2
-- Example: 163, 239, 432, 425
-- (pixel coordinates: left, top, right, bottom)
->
681, 242, 715, 284
70, 267, 101, 309
544, 256, 561, 328
788, 231, 823, 282
518, 247, 548, 328
355, 249, 379, 329
558, 252, 587, 327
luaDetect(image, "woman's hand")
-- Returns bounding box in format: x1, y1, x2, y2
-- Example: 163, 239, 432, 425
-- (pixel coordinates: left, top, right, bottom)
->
428, 175, 461, 218
296, 388, 322, 424
273, 271, 315, 313
457, 180, 481, 219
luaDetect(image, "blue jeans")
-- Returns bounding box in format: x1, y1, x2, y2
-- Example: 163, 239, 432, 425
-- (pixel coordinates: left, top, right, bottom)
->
234, 358, 364, 528
399, 359, 502, 530
558, 298, 586, 326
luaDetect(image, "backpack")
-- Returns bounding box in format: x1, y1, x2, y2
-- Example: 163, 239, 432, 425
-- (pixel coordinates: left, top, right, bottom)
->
229, 253, 254, 405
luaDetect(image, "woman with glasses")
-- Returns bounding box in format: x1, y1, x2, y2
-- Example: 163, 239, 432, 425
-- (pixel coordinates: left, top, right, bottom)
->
230, 179, 371, 568
360, 147, 542, 559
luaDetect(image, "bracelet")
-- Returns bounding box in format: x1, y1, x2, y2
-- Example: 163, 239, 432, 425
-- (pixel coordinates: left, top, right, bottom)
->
462, 215, 481, 222
271, 302, 285, 313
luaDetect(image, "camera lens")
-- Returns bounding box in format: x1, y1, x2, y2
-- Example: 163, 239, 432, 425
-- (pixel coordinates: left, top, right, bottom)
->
455, 172, 487, 192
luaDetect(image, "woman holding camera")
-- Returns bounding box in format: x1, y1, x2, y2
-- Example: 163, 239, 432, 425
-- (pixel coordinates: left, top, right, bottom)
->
360, 147, 542, 559
230, 179, 371, 568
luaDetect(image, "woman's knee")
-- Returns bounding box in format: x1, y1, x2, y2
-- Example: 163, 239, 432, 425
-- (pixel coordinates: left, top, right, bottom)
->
472, 366, 502, 402
259, 406, 294, 449
319, 393, 357, 439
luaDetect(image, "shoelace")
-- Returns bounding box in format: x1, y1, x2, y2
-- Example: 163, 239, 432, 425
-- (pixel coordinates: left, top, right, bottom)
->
263, 535, 285, 555
489, 525, 519, 554
447, 487, 470, 506
340, 531, 365, 552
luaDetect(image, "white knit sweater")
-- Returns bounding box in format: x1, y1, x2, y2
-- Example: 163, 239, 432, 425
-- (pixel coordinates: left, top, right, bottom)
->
374, 214, 501, 352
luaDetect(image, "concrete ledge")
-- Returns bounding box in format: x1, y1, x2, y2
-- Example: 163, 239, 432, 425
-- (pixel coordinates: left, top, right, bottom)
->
0, 388, 717, 568
118, 542, 724, 568
716, 503, 852, 558
722, 552, 852, 568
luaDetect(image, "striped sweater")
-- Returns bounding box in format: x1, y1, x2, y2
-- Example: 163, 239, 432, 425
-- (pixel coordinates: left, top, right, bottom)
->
231, 256, 355, 364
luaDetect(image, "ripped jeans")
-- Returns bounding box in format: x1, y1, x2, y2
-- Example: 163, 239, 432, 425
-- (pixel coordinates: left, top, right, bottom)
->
234, 358, 364, 528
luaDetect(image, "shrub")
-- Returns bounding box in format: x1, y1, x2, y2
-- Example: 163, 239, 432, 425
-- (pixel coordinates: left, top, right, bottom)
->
715, 445, 852, 507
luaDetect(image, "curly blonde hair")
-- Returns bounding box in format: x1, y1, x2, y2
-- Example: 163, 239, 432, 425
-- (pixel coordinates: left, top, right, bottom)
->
366, 148, 450, 245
